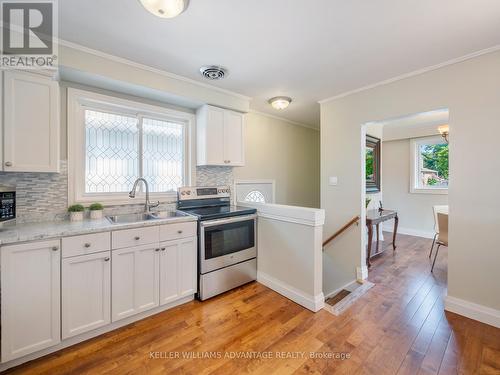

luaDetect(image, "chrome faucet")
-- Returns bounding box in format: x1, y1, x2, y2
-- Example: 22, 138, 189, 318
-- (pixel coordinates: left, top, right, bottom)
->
129, 178, 160, 214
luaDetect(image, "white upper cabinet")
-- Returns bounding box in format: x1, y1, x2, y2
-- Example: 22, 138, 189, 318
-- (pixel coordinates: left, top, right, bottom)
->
197, 105, 245, 166
1, 240, 61, 362
2, 70, 60, 173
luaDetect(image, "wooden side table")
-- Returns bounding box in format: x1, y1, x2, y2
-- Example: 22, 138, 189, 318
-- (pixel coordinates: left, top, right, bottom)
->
366, 209, 399, 267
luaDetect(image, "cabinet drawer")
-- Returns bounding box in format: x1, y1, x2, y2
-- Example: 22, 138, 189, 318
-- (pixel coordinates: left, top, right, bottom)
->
112, 226, 159, 249
160, 222, 197, 242
62, 232, 111, 258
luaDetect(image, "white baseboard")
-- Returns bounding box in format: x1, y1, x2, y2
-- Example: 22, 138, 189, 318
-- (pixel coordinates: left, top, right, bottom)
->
445, 295, 500, 328
357, 266, 368, 281
257, 271, 324, 312
383, 225, 435, 239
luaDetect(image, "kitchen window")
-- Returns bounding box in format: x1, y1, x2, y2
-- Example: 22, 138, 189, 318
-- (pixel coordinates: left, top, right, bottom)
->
68, 88, 194, 204
410, 136, 449, 194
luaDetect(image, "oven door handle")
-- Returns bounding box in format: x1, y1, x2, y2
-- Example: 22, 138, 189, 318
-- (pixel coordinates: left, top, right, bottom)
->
200, 214, 257, 228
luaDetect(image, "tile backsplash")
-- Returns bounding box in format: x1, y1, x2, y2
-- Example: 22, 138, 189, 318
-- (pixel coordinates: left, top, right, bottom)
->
0, 162, 234, 224
0, 161, 69, 223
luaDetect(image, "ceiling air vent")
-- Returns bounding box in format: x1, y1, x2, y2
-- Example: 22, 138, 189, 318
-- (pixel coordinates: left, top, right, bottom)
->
199, 65, 228, 80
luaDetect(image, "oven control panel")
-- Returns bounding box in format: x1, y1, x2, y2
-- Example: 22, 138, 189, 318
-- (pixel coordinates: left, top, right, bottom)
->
178, 186, 230, 200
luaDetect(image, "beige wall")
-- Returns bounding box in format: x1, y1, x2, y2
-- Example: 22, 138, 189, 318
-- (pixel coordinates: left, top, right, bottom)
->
321, 50, 500, 315
233, 113, 320, 208
382, 139, 448, 236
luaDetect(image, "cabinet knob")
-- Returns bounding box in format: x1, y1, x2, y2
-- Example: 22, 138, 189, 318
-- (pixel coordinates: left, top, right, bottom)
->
177, 230, 183, 234
4, 161, 12, 167
84, 243, 91, 248
155, 248, 160, 252
161, 247, 166, 251
134, 236, 140, 240
104, 257, 110, 262
51, 246, 58, 251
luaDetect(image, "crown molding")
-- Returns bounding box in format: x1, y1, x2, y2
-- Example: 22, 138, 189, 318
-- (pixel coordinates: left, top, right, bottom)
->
248, 110, 319, 131
57, 39, 252, 101
318, 44, 500, 105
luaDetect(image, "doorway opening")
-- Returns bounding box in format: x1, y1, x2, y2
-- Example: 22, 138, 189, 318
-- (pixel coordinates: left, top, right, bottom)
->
361, 108, 450, 274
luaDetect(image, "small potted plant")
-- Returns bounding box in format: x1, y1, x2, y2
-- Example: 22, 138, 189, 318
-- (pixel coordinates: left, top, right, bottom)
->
68, 204, 85, 222
89, 203, 104, 220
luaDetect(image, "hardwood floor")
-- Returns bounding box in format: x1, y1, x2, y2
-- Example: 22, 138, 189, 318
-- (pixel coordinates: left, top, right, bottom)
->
6, 233, 500, 374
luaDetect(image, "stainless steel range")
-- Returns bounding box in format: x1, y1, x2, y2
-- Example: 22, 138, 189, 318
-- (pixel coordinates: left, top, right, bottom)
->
177, 186, 257, 300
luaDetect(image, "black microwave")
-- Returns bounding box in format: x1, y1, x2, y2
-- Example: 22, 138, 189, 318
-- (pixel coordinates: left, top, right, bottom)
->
0, 188, 16, 223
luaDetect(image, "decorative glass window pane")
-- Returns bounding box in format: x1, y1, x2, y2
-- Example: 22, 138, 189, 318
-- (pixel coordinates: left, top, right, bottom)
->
142, 117, 185, 193
418, 142, 449, 189
245, 190, 266, 203
85, 110, 139, 193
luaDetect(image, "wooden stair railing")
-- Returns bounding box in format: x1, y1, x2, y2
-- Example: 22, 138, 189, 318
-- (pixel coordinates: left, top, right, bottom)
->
323, 215, 360, 249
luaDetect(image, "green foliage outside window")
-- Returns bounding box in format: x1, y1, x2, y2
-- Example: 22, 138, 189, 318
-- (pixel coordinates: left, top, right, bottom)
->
421, 144, 449, 179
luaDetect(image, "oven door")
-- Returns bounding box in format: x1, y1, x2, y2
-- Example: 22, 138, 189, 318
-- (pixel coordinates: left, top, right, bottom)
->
200, 214, 257, 274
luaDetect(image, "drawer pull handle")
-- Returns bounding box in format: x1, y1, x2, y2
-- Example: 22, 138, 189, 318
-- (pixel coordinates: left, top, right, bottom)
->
177, 230, 183, 234
5, 161, 12, 167
161, 247, 166, 251
51, 246, 58, 251
134, 236, 140, 240
84, 243, 91, 248
104, 257, 110, 262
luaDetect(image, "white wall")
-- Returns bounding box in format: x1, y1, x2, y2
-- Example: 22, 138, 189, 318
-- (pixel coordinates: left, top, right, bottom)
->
321, 50, 500, 324
243, 202, 325, 312
233, 112, 320, 208
382, 138, 448, 237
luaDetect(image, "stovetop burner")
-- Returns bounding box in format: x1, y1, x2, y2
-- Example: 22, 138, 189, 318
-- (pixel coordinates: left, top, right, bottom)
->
176, 186, 256, 221
180, 205, 256, 221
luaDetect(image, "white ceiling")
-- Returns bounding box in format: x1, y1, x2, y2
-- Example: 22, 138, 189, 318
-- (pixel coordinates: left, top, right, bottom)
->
59, 0, 500, 128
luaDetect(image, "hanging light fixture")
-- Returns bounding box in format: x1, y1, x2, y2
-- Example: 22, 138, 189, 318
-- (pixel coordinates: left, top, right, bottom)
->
138, 0, 189, 18
268, 96, 292, 110
438, 124, 449, 143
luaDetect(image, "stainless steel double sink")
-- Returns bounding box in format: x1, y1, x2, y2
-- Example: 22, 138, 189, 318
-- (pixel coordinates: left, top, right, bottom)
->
106, 211, 190, 224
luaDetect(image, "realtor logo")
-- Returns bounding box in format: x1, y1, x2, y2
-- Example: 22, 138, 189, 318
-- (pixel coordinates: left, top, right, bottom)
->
1, 0, 58, 69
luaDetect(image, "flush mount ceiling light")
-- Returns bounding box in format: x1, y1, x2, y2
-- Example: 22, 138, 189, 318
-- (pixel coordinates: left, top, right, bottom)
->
268, 96, 292, 110
199, 65, 228, 80
438, 124, 449, 143
138, 0, 189, 18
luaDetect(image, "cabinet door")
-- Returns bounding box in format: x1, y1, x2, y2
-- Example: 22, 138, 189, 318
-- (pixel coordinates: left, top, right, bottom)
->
204, 106, 225, 165
62, 252, 111, 339
1, 240, 61, 362
159, 237, 197, 305
223, 110, 245, 166
3, 71, 60, 172
112, 244, 160, 322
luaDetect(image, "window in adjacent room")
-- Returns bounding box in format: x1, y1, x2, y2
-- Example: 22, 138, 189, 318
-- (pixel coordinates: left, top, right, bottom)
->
68, 88, 193, 204
410, 136, 449, 194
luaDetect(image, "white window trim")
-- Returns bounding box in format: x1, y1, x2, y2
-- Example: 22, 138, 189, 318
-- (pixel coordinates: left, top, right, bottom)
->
67, 88, 195, 205
410, 136, 448, 195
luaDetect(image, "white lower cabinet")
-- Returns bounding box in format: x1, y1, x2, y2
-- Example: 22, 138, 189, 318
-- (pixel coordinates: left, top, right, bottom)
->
112, 244, 160, 322
160, 237, 197, 305
62, 251, 111, 339
1, 240, 61, 362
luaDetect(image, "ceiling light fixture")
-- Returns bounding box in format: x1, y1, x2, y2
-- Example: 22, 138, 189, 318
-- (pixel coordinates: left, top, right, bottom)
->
268, 96, 292, 110
438, 124, 449, 143
138, 0, 189, 18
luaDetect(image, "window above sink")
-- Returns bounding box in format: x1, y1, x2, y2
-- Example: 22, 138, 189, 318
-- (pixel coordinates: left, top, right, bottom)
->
67, 88, 196, 205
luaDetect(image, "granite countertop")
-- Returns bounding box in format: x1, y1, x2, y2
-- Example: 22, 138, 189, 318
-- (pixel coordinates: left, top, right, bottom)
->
0, 213, 198, 246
